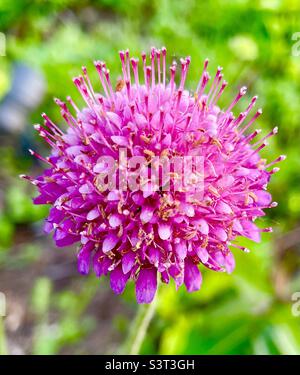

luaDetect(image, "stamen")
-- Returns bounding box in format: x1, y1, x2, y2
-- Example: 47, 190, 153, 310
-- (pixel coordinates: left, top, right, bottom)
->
125, 49, 131, 85
28, 149, 52, 165
244, 129, 262, 143
253, 126, 278, 147
212, 80, 228, 106
150, 47, 156, 89
146, 66, 151, 92
252, 140, 268, 154
169, 63, 177, 94
82, 66, 96, 100
208, 66, 223, 99
179, 57, 190, 91
34, 124, 57, 141
141, 51, 147, 84
198, 71, 210, 98
209, 72, 223, 106
226, 86, 247, 114
73, 76, 94, 109
119, 50, 127, 81
130, 57, 139, 87
260, 227, 273, 232
103, 68, 115, 101
229, 243, 250, 253
245, 141, 268, 160
156, 49, 161, 87
238, 109, 262, 136
19, 174, 38, 185
94, 62, 110, 99
196, 58, 209, 93
66, 96, 80, 114
243, 96, 258, 118
270, 167, 280, 174
41, 113, 63, 135
162, 46, 167, 87
265, 155, 286, 168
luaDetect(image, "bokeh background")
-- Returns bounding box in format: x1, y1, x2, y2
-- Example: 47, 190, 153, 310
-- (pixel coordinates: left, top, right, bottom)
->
0, 0, 300, 355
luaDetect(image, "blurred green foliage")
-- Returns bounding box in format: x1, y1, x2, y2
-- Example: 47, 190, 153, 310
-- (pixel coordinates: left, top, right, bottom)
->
0, 0, 300, 354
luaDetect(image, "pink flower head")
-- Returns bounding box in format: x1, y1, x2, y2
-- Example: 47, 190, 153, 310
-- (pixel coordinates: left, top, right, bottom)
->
22, 47, 284, 303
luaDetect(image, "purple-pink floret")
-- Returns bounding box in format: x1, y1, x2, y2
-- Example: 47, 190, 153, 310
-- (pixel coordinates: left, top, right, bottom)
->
22, 47, 284, 303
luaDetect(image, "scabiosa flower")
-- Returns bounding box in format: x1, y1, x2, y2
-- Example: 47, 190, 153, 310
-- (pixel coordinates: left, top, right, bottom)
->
21, 47, 284, 303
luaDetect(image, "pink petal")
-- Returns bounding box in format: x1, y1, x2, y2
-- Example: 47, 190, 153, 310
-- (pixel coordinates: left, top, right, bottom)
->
93, 253, 112, 277
148, 247, 160, 266
215, 201, 233, 214
107, 191, 120, 201
143, 183, 154, 198
158, 223, 171, 240
196, 219, 209, 235
161, 271, 170, 284
224, 251, 235, 273
93, 161, 111, 174
241, 220, 261, 242
217, 175, 234, 188
132, 192, 144, 205
233, 219, 243, 233
212, 250, 225, 266
140, 206, 154, 223
136, 268, 157, 304
87, 207, 100, 221
175, 241, 187, 260
102, 234, 119, 253
169, 264, 184, 290
213, 227, 227, 242
196, 247, 209, 263
122, 251, 136, 274
184, 258, 202, 292
77, 247, 91, 275
182, 203, 195, 217
110, 265, 129, 294
79, 183, 93, 194
255, 190, 272, 206
111, 136, 129, 147
134, 113, 147, 128
107, 112, 122, 128
109, 214, 122, 228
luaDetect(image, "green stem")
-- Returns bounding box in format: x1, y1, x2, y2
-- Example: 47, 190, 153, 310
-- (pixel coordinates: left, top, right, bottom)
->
129, 296, 157, 355
0, 317, 7, 355
121, 287, 159, 355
